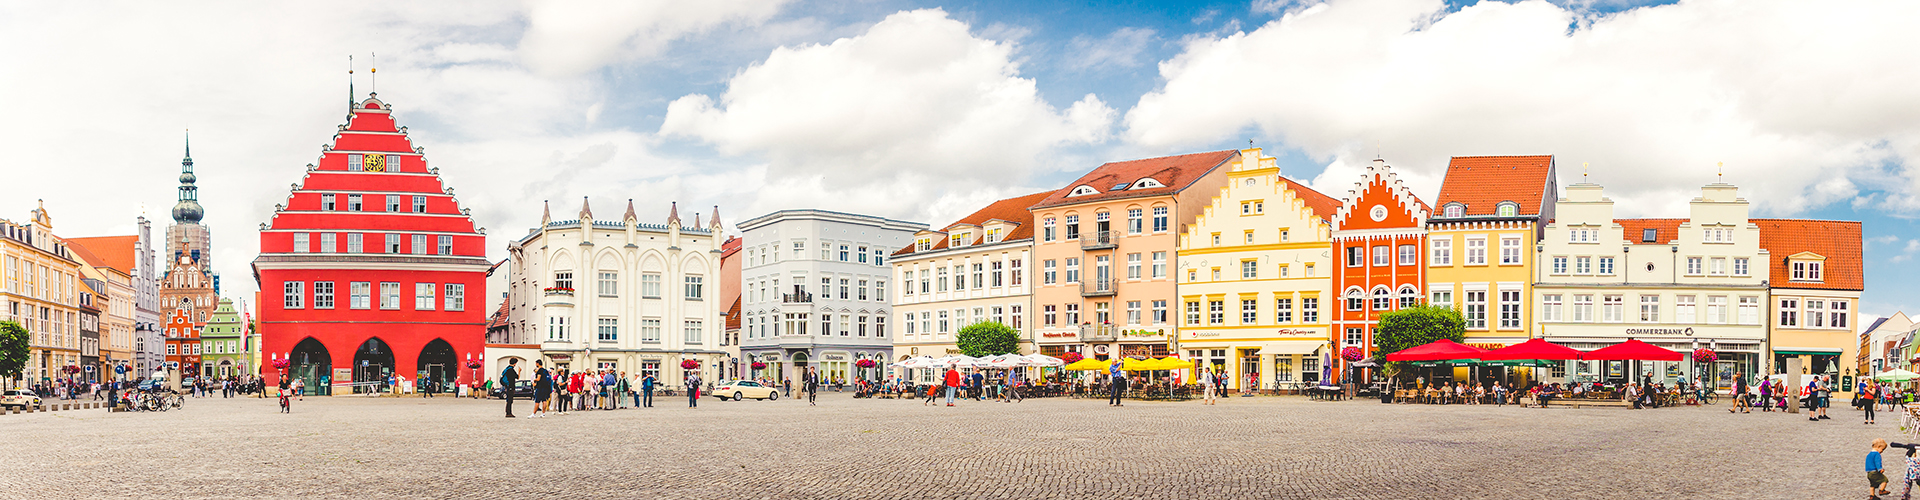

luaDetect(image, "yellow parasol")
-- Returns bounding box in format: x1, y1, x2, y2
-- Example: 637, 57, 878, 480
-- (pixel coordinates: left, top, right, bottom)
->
1064, 358, 1110, 371
1153, 357, 1193, 370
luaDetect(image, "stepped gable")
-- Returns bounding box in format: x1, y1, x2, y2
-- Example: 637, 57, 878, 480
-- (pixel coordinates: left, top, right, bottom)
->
1286, 179, 1343, 223
1331, 158, 1431, 230
1614, 218, 1685, 244
261, 94, 484, 245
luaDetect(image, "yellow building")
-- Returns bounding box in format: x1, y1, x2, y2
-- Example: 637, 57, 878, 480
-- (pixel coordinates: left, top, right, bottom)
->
1175, 148, 1344, 392
1426, 156, 1556, 384
1, 202, 87, 385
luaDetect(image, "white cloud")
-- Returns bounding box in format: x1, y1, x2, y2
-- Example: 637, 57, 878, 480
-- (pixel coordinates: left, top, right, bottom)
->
660, 9, 1115, 223
1894, 239, 1920, 263
517, 0, 790, 76
1126, 0, 1920, 215
1067, 27, 1157, 70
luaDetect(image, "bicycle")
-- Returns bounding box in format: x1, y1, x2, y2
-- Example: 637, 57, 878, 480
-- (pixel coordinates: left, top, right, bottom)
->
279, 391, 291, 413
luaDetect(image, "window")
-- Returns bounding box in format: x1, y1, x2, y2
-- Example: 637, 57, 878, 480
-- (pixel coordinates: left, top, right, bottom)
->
1346, 289, 1364, 311
1398, 286, 1418, 309
1208, 300, 1225, 325
386, 195, 401, 212
990, 262, 1004, 287
1734, 258, 1750, 276
1431, 238, 1452, 266
1184, 301, 1201, 325
1241, 260, 1257, 279
858, 246, 869, 263
1465, 238, 1487, 265
322, 194, 336, 211
1430, 290, 1453, 310
1444, 204, 1463, 218
1552, 256, 1567, 274
874, 250, 885, 266
594, 272, 617, 297
1807, 300, 1825, 328
1065, 215, 1080, 240
313, 281, 335, 309
1542, 294, 1563, 322
348, 194, 362, 211
412, 195, 427, 213
1639, 295, 1659, 322
637, 273, 662, 299
1831, 300, 1849, 329
972, 264, 984, 290
1495, 289, 1522, 329
1010, 260, 1023, 285
385, 233, 401, 253
641, 318, 662, 343
1572, 294, 1593, 322
1598, 256, 1615, 275
1372, 246, 1389, 266
1043, 218, 1056, 242
283, 281, 304, 309
1569, 228, 1596, 243
347, 233, 364, 253
444, 283, 464, 311
1151, 252, 1166, 278
1152, 206, 1169, 232
859, 280, 870, 301
1275, 298, 1293, 324
1241, 201, 1263, 214
1499, 238, 1521, 265
380, 282, 401, 309
412, 234, 428, 255
839, 278, 850, 299
792, 240, 805, 259
1372, 288, 1390, 311
1676, 295, 1696, 323
1044, 305, 1058, 327
1710, 296, 1731, 324
1686, 257, 1702, 275
1241, 299, 1257, 324
438, 236, 452, 255
415, 282, 436, 310
1778, 298, 1798, 327
1042, 260, 1056, 285
839, 245, 850, 261
1301, 298, 1318, 323
1344, 328, 1363, 346
1710, 257, 1726, 275
877, 316, 889, 337
684, 320, 703, 343
1127, 208, 1143, 234
1574, 256, 1591, 274
1278, 265, 1289, 278
321, 233, 337, 253
292, 233, 309, 253
1065, 258, 1080, 283
350, 282, 371, 309
1602, 295, 1623, 322
554, 272, 574, 290
1463, 291, 1486, 329
1497, 203, 1517, 217
1125, 301, 1142, 325
1398, 245, 1416, 265
685, 276, 704, 300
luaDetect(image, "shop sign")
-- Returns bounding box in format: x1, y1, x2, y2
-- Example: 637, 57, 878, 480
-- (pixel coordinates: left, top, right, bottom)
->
1094, 345, 1109, 354
1623, 327, 1693, 336
1042, 331, 1077, 338
548, 354, 572, 361
945, 349, 964, 355
1188, 331, 1221, 337
822, 353, 847, 361
1122, 329, 1165, 338
1275, 329, 1319, 336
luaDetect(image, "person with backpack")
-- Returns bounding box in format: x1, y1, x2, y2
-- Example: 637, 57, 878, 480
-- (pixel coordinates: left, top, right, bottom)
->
641, 372, 656, 408
685, 370, 702, 408
501, 359, 520, 418
1107, 359, 1127, 407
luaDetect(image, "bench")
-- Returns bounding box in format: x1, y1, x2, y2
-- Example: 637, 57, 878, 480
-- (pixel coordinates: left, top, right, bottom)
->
1542, 398, 1632, 409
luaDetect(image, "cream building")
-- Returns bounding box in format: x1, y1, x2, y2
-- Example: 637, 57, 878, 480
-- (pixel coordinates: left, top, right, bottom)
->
890, 192, 1046, 383
1534, 178, 1769, 388
1175, 148, 1342, 391
2, 202, 85, 386
501, 199, 726, 384
1755, 218, 1863, 391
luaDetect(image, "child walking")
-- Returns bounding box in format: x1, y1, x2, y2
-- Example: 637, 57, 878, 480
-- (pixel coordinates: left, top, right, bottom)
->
1871, 439, 1890, 499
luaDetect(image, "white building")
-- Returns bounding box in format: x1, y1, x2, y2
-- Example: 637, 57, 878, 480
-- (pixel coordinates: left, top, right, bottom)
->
738, 210, 924, 386
500, 199, 726, 384
1533, 178, 1769, 388
1864, 313, 1913, 374
890, 192, 1046, 383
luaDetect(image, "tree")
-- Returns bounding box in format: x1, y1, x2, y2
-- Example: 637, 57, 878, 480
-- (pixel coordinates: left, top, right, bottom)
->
0, 321, 27, 387
955, 322, 1019, 358
1372, 305, 1467, 357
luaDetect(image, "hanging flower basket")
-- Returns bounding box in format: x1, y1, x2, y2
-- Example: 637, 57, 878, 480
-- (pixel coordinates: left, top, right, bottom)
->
1691, 348, 1717, 364
751, 362, 767, 370
855, 359, 877, 368
271, 359, 291, 369
1341, 346, 1366, 362
1059, 352, 1084, 364
465, 361, 482, 370
680, 359, 700, 370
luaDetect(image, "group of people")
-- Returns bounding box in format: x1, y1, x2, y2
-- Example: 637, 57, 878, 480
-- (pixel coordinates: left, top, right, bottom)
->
497, 359, 703, 418
1728, 373, 1843, 422
919, 367, 1028, 406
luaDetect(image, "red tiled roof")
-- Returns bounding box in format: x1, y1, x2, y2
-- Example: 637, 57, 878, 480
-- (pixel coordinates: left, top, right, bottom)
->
726, 298, 742, 330
485, 300, 509, 329
1614, 218, 1685, 244
65, 235, 139, 274
721, 236, 741, 258
1434, 155, 1555, 217
1283, 178, 1343, 223
1030, 150, 1239, 210
894, 191, 1053, 256
64, 240, 111, 272
1753, 218, 1863, 291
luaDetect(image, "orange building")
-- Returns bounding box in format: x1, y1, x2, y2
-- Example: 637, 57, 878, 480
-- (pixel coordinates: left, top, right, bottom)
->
1330, 159, 1430, 383
1029, 150, 1239, 360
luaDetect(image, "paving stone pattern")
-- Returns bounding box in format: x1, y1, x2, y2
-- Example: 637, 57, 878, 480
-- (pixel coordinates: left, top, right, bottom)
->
0, 393, 1892, 499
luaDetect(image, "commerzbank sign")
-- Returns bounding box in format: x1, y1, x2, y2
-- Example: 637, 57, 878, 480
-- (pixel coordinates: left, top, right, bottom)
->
1623, 327, 1693, 336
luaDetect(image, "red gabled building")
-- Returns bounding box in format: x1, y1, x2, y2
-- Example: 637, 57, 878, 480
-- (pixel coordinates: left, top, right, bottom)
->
1330, 158, 1431, 384
163, 308, 199, 382
253, 93, 490, 394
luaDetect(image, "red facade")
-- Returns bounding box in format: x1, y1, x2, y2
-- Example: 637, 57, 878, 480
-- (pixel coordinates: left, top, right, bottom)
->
163, 309, 200, 376
1330, 159, 1430, 383
253, 94, 490, 393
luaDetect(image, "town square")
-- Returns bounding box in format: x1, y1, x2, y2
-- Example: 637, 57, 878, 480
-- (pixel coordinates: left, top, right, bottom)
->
4, 0, 1920, 498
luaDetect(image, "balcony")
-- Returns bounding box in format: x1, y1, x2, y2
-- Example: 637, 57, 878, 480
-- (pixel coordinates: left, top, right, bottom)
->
1080, 278, 1116, 297
782, 291, 813, 304
543, 287, 574, 297
1080, 230, 1115, 250
1079, 324, 1116, 342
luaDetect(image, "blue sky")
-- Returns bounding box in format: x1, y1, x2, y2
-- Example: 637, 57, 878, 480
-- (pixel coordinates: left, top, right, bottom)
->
2, 0, 1914, 319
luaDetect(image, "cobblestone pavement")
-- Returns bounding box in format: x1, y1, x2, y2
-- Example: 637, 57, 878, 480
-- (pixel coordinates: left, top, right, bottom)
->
0, 392, 1895, 499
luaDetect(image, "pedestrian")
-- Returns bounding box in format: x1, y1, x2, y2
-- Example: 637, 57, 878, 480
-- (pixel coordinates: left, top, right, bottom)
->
806, 367, 819, 406
686, 370, 702, 408
615, 370, 629, 410
1870, 439, 1890, 499
1201, 368, 1217, 405
501, 358, 520, 418
532, 360, 552, 418
1731, 372, 1749, 413
642, 372, 656, 408
1493, 381, 1507, 407
1866, 381, 1880, 425
1108, 359, 1127, 407
292, 377, 305, 401
943, 366, 962, 407
970, 370, 985, 401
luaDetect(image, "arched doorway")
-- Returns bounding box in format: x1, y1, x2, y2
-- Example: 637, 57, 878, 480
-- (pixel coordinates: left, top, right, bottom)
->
416, 338, 457, 390
353, 337, 395, 394
290, 337, 331, 396
219, 359, 233, 378
790, 351, 809, 385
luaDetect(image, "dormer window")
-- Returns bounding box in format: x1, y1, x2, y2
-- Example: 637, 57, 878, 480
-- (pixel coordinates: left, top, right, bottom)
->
1703, 227, 1733, 244
915, 238, 931, 252
950, 233, 967, 248
1442, 203, 1464, 218
1129, 178, 1165, 190
1068, 185, 1100, 197
1788, 253, 1826, 282
1642, 229, 1658, 243
985, 228, 1002, 243
1495, 202, 1518, 217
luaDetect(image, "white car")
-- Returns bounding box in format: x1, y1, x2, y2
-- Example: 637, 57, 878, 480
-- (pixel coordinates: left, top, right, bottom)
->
712, 380, 779, 401
2, 389, 42, 409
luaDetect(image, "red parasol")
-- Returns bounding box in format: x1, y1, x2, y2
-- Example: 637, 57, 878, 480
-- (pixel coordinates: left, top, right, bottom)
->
1383, 339, 1488, 362
1581, 339, 1682, 361
1480, 338, 1585, 361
